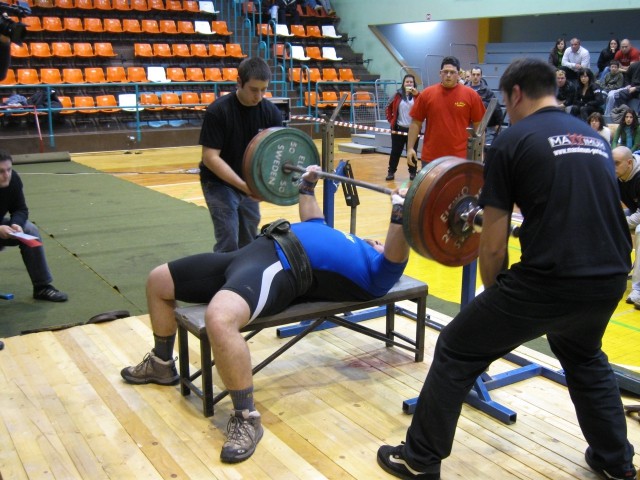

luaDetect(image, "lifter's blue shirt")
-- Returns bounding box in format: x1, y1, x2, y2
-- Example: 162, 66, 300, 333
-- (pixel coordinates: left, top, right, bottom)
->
274, 218, 407, 298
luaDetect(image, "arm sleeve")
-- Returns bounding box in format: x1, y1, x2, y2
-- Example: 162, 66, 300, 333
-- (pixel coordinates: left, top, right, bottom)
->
0, 41, 10, 82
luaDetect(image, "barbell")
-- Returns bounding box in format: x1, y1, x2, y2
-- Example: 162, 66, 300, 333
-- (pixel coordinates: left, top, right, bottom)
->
242, 127, 519, 267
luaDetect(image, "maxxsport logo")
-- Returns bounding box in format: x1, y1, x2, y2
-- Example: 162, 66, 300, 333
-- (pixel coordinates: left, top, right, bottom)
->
548, 133, 609, 157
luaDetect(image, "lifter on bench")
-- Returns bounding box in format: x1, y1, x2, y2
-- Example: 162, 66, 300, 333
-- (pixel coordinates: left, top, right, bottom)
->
120, 165, 413, 464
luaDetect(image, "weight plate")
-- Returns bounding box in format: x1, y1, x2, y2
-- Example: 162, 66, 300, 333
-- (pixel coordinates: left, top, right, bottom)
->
243, 127, 320, 206
404, 157, 484, 267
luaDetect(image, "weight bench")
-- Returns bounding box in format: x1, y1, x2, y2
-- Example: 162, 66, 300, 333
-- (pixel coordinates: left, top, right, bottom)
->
175, 274, 428, 417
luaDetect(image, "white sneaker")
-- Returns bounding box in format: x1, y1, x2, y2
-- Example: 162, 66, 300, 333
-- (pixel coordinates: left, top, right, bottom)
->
625, 290, 640, 308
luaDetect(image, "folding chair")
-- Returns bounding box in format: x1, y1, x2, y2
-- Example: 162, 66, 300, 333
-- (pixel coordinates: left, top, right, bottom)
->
153, 43, 173, 58
52, 42, 74, 58
94, 42, 117, 57
225, 43, 247, 59
177, 21, 195, 34
339, 68, 359, 82
84, 67, 106, 83
73, 43, 95, 58
141, 19, 160, 34
10, 43, 30, 58
159, 20, 178, 35
42, 16, 65, 32
62, 68, 85, 83
134, 43, 154, 58
322, 46, 342, 61
204, 68, 222, 82
127, 66, 148, 82
30, 42, 53, 58
185, 67, 204, 82
84, 18, 105, 33
208, 43, 227, 59
166, 67, 186, 82
40, 68, 63, 84
222, 68, 238, 82
106, 66, 128, 83
172, 44, 192, 58
322, 68, 340, 82
190, 44, 209, 58
103, 18, 123, 33
211, 21, 232, 36
22, 16, 43, 32
123, 19, 142, 33
63, 17, 84, 32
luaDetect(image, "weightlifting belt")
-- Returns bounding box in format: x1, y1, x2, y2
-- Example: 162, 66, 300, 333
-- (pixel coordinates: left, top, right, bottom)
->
260, 219, 313, 296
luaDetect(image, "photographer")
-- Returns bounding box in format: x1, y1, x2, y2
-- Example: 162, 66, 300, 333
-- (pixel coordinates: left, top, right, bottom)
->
0, 34, 9, 82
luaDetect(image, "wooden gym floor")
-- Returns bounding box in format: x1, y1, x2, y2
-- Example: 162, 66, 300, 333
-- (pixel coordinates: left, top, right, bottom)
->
0, 141, 638, 479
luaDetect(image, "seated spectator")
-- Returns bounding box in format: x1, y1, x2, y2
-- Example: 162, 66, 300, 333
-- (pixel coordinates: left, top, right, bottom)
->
598, 60, 625, 93
0, 150, 68, 302
596, 38, 620, 80
588, 111, 611, 142
465, 67, 503, 143
604, 60, 640, 117
274, 0, 300, 25
561, 37, 590, 85
612, 107, 640, 152
548, 37, 566, 69
555, 69, 575, 111
570, 69, 604, 121
614, 39, 640, 74
304, 0, 334, 15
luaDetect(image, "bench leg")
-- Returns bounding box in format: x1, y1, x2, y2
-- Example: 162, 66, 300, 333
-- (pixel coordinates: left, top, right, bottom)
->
414, 295, 426, 362
200, 335, 214, 417
385, 303, 394, 347
178, 325, 191, 397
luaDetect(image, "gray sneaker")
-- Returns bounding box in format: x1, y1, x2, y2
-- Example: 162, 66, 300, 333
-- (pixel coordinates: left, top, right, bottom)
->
120, 350, 179, 386
220, 409, 263, 463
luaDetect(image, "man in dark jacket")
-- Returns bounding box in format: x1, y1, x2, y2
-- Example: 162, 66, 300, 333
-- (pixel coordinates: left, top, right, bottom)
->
0, 150, 68, 302
466, 67, 503, 143
556, 68, 575, 111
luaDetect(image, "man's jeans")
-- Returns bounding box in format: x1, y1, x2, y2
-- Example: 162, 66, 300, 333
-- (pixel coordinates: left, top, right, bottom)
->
201, 180, 260, 252
605, 87, 633, 116
0, 218, 53, 288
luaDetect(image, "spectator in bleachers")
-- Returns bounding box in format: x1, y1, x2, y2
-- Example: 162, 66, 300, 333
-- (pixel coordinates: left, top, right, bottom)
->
569, 69, 604, 121
561, 37, 591, 85
274, 0, 300, 25
588, 111, 611, 142
198, 57, 284, 253
555, 69, 575, 111
604, 60, 640, 118
612, 107, 640, 152
598, 60, 625, 94
0, 35, 9, 82
384, 74, 420, 181
304, 0, 335, 15
547, 37, 566, 69
613, 39, 640, 75
596, 38, 620, 80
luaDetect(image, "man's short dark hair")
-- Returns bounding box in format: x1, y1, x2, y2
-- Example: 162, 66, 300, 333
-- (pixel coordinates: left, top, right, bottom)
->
500, 58, 556, 100
0, 149, 12, 163
610, 59, 621, 67
440, 56, 460, 71
237, 57, 272, 85
471, 67, 482, 75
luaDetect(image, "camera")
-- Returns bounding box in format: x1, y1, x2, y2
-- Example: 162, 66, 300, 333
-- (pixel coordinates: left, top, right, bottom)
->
0, 1, 31, 45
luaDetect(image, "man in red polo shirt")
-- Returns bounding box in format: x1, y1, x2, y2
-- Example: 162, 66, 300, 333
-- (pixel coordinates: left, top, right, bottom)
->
614, 39, 640, 73
406, 56, 485, 166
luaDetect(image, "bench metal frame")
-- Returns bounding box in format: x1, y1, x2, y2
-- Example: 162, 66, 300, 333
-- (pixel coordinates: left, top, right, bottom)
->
175, 275, 427, 417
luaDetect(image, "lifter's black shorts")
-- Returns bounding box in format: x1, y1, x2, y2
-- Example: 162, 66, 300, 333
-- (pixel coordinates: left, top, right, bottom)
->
167, 236, 298, 321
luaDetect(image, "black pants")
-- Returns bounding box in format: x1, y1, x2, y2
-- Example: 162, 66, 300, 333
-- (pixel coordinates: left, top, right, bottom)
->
388, 126, 418, 176
403, 272, 634, 474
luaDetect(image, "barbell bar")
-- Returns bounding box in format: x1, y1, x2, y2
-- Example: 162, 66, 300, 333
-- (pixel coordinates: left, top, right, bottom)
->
242, 127, 518, 267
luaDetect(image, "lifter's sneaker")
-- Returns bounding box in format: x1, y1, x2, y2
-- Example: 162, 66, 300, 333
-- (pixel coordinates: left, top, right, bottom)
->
585, 447, 637, 479
626, 290, 640, 309
377, 444, 440, 479
120, 350, 179, 386
33, 285, 68, 302
220, 409, 263, 463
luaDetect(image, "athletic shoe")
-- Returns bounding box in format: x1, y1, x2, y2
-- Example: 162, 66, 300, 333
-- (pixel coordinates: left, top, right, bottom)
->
626, 290, 640, 308
585, 447, 637, 479
386, 174, 395, 181
409, 173, 416, 180
220, 410, 263, 463
33, 285, 68, 302
377, 444, 440, 479
120, 350, 179, 386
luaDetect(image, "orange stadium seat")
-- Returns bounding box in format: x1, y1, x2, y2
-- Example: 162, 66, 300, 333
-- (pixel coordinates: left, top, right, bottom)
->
58, 96, 76, 115
63, 17, 84, 32
106, 66, 128, 82
22, 16, 43, 31
353, 91, 377, 107
161, 92, 184, 109
288, 68, 306, 84
139, 93, 163, 110
305, 46, 324, 61
225, 43, 247, 58
306, 25, 322, 39
123, 19, 142, 33
42, 16, 65, 32
75, 0, 93, 8
185, 67, 204, 81
127, 66, 148, 82
153, 43, 173, 57
40, 68, 63, 84
320, 90, 338, 108
159, 20, 178, 34
131, 0, 150, 10
10, 43, 30, 58
166, 67, 185, 81
190, 43, 209, 58
182, 0, 199, 11
200, 91, 216, 105
339, 68, 359, 82
208, 43, 227, 58
172, 44, 191, 58
94, 43, 117, 57
62, 68, 85, 83
204, 68, 222, 82
84, 18, 104, 33
95, 94, 120, 112
141, 19, 160, 34
94, 0, 113, 9
181, 91, 200, 109
84, 67, 106, 83
166, 0, 182, 10
17, 68, 40, 84
73, 43, 95, 58
322, 68, 340, 82
112, 0, 131, 10
74, 96, 99, 113
290, 25, 307, 38
222, 68, 238, 82
103, 19, 123, 34
134, 43, 153, 58
148, 0, 164, 9
30, 42, 53, 58
177, 21, 194, 34
54, 0, 74, 7
211, 20, 232, 36
52, 41, 74, 57
304, 91, 318, 108
0, 69, 17, 85
308, 67, 322, 83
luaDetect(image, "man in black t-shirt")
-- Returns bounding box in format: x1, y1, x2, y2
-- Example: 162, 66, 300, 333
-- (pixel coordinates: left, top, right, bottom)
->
198, 57, 283, 252
378, 59, 636, 480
